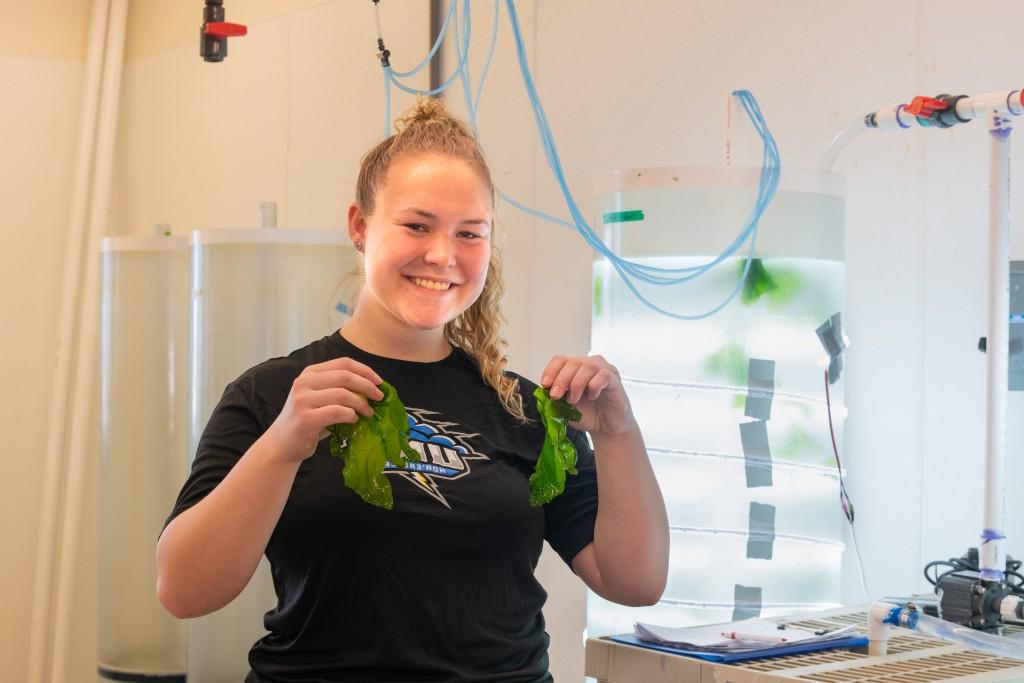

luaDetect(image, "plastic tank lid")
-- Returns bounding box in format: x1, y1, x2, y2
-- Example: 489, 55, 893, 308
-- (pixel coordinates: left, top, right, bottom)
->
101, 235, 188, 252
190, 227, 350, 246
597, 166, 846, 198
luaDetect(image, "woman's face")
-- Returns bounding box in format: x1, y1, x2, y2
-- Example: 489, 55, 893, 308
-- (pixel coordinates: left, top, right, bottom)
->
349, 153, 493, 333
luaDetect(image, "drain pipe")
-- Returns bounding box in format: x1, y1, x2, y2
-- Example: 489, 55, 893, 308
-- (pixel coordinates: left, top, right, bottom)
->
48, 2, 130, 681
26, 1, 112, 681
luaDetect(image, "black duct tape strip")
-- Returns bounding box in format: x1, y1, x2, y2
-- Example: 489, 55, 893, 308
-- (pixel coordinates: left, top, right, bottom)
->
733, 584, 763, 621
98, 667, 186, 683
744, 358, 776, 420
747, 502, 776, 560
1010, 265, 1024, 390
740, 420, 773, 488
816, 312, 847, 384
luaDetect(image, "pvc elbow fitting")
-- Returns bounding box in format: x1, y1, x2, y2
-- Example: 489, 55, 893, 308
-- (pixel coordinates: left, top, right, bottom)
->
867, 601, 899, 656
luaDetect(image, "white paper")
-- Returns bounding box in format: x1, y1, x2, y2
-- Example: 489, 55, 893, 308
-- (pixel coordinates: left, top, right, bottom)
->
634, 619, 856, 653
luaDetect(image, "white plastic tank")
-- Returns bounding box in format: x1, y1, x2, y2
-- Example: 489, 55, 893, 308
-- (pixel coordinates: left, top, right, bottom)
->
589, 167, 847, 635
188, 227, 358, 682
99, 235, 189, 682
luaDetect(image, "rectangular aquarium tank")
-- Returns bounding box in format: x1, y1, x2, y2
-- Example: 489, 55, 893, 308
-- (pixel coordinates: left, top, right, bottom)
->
589, 166, 848, 635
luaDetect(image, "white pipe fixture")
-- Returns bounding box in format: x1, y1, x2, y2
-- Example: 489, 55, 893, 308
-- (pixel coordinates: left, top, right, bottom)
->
865, 89, 1024, 130
43, 1, 129, 682
838, 87, 1024, 583
981, 109, 1012, 581
27, 0, 112, 681
958, 90, 1024, 120
866, 601, 899, 657
258, 201, 278, 228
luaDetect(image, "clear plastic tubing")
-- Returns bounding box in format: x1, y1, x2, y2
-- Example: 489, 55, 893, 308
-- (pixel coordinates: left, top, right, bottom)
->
817, 119, 866, 172
913, 612, 1024, 660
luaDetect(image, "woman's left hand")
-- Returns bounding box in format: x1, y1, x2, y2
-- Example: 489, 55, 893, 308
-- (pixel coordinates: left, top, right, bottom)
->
540, 354, 636, 438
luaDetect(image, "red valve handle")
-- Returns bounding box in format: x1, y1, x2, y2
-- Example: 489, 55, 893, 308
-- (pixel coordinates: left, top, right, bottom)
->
906, 96, 948, 118
205, 22, 247, 38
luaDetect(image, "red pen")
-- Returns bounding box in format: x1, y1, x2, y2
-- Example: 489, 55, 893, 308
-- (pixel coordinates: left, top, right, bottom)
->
721, 631, 788, 643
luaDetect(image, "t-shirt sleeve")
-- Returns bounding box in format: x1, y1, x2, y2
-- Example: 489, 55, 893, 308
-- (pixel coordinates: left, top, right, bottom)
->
163, 375, 265, 531
543, 427, 599, 569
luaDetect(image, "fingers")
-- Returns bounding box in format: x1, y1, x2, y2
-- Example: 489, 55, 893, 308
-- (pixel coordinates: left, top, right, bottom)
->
288, 358, 388, 428
304, 369, 384, 401
310, 404, 359, 427
583, 368, 614, 402
542, 356, 580, 401
297, 357, 385, 402
309, 357, 384, 388
541, 354, 618, 403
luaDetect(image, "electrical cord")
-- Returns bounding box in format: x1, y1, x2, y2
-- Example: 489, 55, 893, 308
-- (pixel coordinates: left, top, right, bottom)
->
824, 367, 871, 599
824, 368, 854, 524
924, 552, 1024, 594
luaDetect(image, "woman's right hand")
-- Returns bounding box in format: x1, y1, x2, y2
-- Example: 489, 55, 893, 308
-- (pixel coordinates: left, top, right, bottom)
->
265, 357, 385, 463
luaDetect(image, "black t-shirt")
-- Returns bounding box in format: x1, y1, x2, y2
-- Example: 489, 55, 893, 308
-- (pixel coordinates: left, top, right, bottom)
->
166, 332, 599, 682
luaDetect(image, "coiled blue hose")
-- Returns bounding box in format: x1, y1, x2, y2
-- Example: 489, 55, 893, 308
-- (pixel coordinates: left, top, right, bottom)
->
379, 0, 782, 320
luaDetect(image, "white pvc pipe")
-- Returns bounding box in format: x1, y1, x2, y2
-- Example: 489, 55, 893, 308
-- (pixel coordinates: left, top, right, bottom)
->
48, 2, 129, 679
26, 1, 111, 681
870, 91, 1023, 130
981, 109, 1012, 580
956, 90, 1024, 121
868, 104, 915, 130
866, 601, 896, 656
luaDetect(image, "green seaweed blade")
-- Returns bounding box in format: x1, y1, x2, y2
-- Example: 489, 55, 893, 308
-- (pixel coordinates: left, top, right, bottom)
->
327, 380, 421, 509
528, 387, 582, 506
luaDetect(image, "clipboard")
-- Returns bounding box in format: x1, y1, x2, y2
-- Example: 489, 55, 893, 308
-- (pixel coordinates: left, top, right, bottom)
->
607, 633, 869, 663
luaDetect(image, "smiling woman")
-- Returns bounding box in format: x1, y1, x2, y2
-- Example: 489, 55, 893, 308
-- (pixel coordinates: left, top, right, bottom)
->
346, 153, 495, 358
346, 98, 524, 420
155, 98, 668, 683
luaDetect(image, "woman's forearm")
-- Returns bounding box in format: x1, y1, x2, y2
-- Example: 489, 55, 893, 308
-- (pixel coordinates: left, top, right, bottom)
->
156, 430, 301, 619
590, 422, 669, 605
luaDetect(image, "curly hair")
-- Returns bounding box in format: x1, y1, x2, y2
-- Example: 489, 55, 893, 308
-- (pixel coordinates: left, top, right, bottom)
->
354, 99, 526, 422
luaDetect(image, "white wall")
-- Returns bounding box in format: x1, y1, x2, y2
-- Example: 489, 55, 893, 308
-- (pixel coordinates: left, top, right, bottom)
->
0, 2, 91, 680
9, 1, 1024, 682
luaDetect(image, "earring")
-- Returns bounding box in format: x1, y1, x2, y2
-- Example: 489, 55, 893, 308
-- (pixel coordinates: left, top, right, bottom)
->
354, 241, 364, 253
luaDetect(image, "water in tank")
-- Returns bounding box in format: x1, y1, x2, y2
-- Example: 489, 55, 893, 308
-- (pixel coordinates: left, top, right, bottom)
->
188, 227, 358, 682
588, 167, 847, 635
99, 235, 189, 681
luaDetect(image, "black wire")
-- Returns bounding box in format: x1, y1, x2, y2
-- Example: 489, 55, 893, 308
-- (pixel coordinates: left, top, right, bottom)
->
824, 368, 854, 524
923, 554, 1024, 595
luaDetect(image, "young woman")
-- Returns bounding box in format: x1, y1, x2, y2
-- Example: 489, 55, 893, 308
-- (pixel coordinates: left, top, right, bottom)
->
157, 99, 668, 682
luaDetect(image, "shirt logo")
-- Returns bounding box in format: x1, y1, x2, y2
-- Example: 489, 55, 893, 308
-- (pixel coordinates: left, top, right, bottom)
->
383, 407, 488, 508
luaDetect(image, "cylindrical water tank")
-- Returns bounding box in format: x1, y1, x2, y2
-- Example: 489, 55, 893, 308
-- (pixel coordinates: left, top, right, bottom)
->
187, 228, 358, 682
99, 235, 189, 682
589, 167, 847, 635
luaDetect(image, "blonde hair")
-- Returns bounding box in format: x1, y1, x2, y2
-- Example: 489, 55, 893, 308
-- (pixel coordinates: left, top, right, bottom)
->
355, 99, 526, 422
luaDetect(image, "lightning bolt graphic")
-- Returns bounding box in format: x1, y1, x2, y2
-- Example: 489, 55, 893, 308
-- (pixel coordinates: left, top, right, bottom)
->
401, 470, 451, 509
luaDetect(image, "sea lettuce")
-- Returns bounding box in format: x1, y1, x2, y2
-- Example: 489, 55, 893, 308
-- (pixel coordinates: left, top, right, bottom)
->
327, 380, 420, 510
529, 387, 582, 506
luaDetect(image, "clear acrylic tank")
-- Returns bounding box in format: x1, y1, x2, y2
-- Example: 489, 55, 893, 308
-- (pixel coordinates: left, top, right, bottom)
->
99, 235, 189, 681
589, 167, 847, 635
188, 227, 358, 682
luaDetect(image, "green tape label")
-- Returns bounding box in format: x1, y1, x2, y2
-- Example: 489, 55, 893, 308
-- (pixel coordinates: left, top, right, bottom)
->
602, 209, 645, 224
